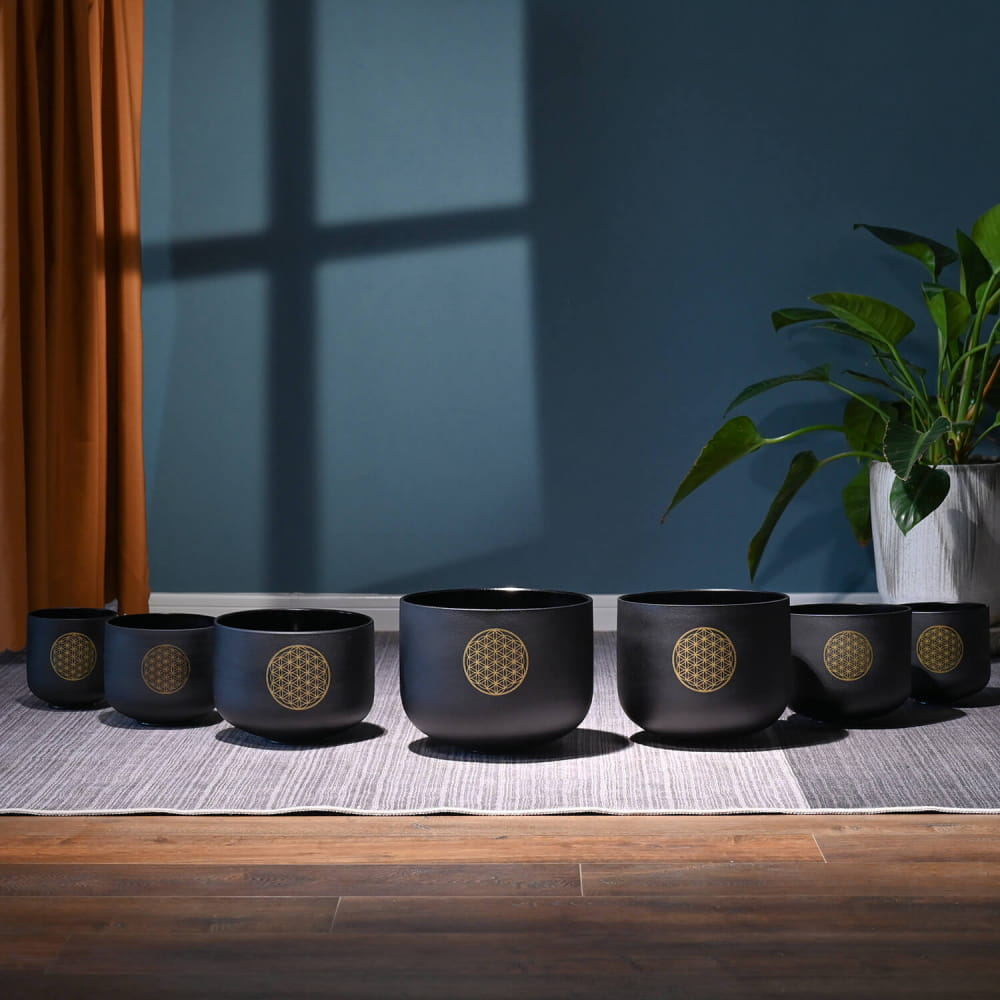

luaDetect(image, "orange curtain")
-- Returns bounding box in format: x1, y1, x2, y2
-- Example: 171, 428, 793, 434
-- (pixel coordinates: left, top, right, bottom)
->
0, 0, 149, 651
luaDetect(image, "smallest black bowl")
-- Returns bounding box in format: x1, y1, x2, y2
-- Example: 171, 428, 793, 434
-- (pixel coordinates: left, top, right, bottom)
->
790, 603, 911, 724
908, 602, 991, 704
26, 607, 116, 708
105, 613, 216, 724
214, 609, 374, 744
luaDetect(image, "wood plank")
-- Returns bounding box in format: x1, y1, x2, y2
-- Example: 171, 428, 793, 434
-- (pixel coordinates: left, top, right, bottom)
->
4, 813, 1000, 864
0, 863, 581, 897
0, 897, 341, 934
0, 934, 67, 972
582, 861, 1000, 898
334, 893, 1000, 936
0, 830, 822, 864
8, 812, 1000, 839
45, 930, 1000, 979
1, 972, 998, 1000
815, 832, 1000, 863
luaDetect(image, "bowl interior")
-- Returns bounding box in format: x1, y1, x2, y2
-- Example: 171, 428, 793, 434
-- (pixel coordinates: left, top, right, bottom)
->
402, 588, 591, 611
906, 602, 987, 613
791, 603, 909, 616
29, 607, 116, 620
108, 613, 214, 630
215, 608, 371, 633
619, 589, 788, 607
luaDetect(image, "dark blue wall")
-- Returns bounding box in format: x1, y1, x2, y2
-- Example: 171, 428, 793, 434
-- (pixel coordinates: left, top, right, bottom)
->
142, 0, 1000, 594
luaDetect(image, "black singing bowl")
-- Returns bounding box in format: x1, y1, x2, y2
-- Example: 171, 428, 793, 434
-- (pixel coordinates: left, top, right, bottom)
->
213, 609, 374, 743
908, 602, 991, 704
399, 588, 594, 749
26, 607, 117, 708
790, 603, 911, 723
104, 613, 216, 724
616, 590, 791, 738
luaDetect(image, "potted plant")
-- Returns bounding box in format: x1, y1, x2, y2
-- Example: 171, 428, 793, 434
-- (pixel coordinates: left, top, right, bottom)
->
663, 202, 1000, 616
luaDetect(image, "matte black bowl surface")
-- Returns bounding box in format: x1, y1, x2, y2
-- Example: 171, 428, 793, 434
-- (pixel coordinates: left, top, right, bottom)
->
213, 609, 374, 744
26, 608, 116, 708
105, 613, 216, 725
617, 589, 791, 738
790, 603, 911, 723
907, 602, 990, 704
400, 588, 593, 749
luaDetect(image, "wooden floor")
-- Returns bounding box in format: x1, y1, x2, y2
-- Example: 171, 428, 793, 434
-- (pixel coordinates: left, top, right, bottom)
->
1, 813, 999, 998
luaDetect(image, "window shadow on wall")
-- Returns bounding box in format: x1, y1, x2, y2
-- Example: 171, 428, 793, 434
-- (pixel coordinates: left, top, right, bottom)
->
143, 0, 540, 592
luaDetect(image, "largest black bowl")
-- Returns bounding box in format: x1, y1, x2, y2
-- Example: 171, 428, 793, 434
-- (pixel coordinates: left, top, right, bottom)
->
214, 609, 374, 743
617, 590, 791, 738
400, 588, 593, 749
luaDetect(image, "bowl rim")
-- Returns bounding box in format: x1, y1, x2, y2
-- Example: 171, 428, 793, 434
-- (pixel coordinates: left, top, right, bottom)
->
401, 587, 592, 611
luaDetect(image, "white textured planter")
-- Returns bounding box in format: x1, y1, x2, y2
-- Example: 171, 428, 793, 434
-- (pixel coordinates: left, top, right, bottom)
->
870, 460, 1000, 622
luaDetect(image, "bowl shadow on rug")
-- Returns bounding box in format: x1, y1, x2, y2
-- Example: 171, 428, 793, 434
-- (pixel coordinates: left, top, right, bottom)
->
214, 721, 385, 751
409, 728, 630, 763
831, 700, 966, 730
98, 709, 222, 730
16, 693, 108, 712
631, 716, 848, 753
952, 686, 1000, 708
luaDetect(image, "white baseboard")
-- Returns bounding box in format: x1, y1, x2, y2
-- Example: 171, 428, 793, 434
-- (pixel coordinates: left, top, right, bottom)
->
150, 592, 880, 632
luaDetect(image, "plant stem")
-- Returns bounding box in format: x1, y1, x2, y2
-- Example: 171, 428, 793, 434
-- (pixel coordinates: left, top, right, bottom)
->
883, 341, 933, 421
764, 425, 844, 445
970, 349, 1000, 420
956, 273, 1000, 448
828, 380, 891, 418
966, 308, 1000, 437
817, 450, 881, 467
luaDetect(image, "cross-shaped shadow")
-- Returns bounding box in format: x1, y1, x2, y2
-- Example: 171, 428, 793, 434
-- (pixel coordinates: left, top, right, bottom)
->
142, 1, 534, 591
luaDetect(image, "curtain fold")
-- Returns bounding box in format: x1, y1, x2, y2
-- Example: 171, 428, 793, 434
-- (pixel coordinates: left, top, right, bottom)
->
0, 0, 149, 651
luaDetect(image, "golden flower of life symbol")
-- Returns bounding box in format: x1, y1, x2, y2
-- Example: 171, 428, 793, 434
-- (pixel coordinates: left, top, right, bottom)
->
141, 644, 191, 694
266, 644, 330, 710
463, 628, 529, 696
672, 627, 737, 693
823, 630, 873, 681
50, 632, 97, 681
916, 625, 964, 674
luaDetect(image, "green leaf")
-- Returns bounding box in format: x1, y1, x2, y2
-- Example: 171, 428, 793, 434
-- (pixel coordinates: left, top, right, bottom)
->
725, 365, 831, 414
957, 229, 994, 310
889, 464, 951, 534
923, 284, 971, 344
854, 223, 958, 279
971, 203, 1000, 269
771, 307, 833, 331
810, 292, 915, 346
842, 464, 872, 546
663, 416, 766, 518
843, 396, 886, 453
883, 416, 951, 480
747, 451, 820, 579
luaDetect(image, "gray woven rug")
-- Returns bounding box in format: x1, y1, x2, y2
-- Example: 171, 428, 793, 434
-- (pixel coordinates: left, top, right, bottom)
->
1, 634, 998, 815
